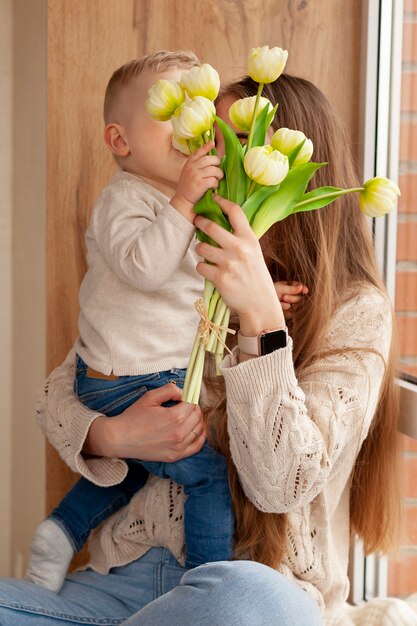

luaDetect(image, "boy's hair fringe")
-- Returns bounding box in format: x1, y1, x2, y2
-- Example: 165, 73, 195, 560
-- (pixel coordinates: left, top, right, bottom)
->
103, 50, 199, 122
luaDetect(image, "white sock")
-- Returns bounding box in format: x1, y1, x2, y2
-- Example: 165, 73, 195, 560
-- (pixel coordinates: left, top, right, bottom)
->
25, 519, 74, 593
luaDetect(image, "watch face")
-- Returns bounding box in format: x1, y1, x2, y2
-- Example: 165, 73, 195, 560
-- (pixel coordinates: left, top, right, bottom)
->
260, 330, 287, 355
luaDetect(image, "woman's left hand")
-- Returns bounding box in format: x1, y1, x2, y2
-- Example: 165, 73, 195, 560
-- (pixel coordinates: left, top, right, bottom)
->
194, 194, 286, 337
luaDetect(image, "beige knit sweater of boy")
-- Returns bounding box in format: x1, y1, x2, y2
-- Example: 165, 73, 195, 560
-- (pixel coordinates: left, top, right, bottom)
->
75, 170, 203, 376
36, 286, 392, 623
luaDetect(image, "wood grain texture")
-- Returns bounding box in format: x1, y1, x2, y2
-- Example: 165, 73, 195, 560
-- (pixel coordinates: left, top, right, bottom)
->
46, 0, 362, 565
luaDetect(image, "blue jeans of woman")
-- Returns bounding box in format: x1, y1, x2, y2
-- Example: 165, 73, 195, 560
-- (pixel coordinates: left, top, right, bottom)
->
0, 547, 323, 625
48, 356, 233, 567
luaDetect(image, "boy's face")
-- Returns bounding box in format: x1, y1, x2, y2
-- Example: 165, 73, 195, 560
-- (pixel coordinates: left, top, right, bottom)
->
120, 68, 188, 195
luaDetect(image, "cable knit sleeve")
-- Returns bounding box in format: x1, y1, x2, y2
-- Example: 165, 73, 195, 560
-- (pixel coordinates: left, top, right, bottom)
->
220, 287, 392, 514
35, 347, 128, 486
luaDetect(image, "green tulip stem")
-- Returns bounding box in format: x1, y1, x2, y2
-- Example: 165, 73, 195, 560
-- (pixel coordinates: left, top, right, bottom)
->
208, 289, 221, 319
185, 341, 205, 405
214, 306, 231, 375
182, 326, 204, 402
204, 279, 215, 308
293, 187, 364, 211
186, 140, 194, 154
247, 82, 264, 151
247, 180, 258, 197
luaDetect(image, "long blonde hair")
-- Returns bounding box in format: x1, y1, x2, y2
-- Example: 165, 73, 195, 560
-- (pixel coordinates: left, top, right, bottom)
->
205, 74, 401, 567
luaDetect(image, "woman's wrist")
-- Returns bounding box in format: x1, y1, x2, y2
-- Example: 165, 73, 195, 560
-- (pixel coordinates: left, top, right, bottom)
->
238, 305, 285, 338
83, 416, 115, 458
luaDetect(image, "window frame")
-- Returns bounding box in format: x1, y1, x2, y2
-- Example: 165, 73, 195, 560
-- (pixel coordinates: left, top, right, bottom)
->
351, 0, 417, 603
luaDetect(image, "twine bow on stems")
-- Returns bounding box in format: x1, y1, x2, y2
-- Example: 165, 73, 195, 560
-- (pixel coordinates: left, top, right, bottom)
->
180, 297, 236, 405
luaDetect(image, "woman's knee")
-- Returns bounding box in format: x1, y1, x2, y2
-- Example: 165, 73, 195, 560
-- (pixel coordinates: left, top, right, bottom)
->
181, 560, 323, 625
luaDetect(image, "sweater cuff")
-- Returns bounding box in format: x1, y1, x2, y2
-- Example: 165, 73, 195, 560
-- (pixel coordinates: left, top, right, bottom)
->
161, 203, 196, 238
70, 407, 129, 487
220, 337, 298, 404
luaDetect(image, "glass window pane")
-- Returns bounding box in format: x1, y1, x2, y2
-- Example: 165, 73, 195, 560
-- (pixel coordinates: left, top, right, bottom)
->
388, 1, 417, 603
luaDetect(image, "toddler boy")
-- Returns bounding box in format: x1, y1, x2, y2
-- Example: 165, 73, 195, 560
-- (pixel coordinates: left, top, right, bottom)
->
26, 50, 229, 593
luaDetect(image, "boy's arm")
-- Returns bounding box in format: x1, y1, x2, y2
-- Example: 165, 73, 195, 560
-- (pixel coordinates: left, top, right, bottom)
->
93, 143, 222, 291
92, 186, 197, 291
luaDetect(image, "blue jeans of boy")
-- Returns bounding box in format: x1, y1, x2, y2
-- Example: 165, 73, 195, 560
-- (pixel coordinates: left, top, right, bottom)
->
48, 356, 234, 567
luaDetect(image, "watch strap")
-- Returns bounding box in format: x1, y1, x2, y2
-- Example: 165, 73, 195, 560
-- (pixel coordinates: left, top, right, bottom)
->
238, 327, 288, 356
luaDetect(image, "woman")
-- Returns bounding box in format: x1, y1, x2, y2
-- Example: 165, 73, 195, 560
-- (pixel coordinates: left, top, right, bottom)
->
0, 74, 400, 625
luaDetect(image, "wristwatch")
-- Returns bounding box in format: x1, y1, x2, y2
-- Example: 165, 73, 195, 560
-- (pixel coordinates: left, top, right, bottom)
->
238, 327, 288, 356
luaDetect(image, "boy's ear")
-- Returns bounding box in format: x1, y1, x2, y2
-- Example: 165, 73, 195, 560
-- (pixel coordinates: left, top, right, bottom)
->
104, 123, 130, 157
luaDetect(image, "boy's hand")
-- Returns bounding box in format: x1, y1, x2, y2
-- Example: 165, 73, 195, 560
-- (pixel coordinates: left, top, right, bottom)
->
274, 281, 308, 320
171, 141, 223, 223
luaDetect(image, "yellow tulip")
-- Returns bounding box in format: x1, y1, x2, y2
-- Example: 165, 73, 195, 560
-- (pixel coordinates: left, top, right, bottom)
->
228, 96, 274, 132
271, 128, 313, 166
145, 79, 185, 121
171, 96, 215, 140
244, 145, 289, 186
359, 177, 401, 217
247, 46, 288, 84
180, 64, 220, 101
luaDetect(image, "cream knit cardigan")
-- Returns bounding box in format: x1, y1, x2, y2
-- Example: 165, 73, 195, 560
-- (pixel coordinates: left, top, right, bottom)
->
36, 286, 392, 623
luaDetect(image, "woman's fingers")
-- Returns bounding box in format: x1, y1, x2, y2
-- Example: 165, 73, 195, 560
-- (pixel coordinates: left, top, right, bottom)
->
212, 193, 253, 236
195, 241, 222, 263
194, 214, 235, 248
196, 260, 218, 283
143, 382, 183, 406
182, 431, 206, 458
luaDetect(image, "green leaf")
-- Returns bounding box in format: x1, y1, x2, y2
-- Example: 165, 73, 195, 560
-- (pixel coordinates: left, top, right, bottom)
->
215, 115, 247, 206
266, 104, 278, 132
251, 162, 326, 238
241, 184, 281, 223
193, 188, 231, 231
292, 186, 346, 213
251, 103, 272, 148
216, 171, 228, 200
287, 139, 306, 168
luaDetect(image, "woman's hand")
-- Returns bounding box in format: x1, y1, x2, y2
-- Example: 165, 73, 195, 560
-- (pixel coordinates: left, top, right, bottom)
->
194, 194, 285, 337
83, 383, 205, 463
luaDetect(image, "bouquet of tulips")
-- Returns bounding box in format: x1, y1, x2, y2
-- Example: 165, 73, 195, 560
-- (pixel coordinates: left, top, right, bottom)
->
146, 46, 401, 405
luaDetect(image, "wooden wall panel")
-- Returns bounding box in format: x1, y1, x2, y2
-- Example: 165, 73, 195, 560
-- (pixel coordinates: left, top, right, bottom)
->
132, 0, 361, 145
46, 0, 362, 561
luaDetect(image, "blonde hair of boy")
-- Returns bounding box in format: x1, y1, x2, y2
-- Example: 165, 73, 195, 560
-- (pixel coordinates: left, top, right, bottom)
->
103, 50, 200, 123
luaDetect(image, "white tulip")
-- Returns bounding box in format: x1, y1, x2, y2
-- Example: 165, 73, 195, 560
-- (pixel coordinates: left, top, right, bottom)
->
359, 177, 401, 217
145, 79, 185, 121
248, 46, 288, 84
228, 96, 274, 132
244, 145, 289, 186
180, 64, 220, 100
271, 128, 313, 166
171, 96, 215, 140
